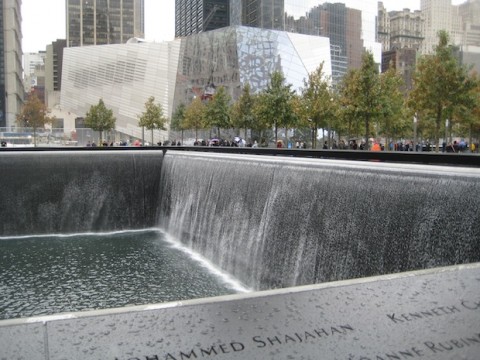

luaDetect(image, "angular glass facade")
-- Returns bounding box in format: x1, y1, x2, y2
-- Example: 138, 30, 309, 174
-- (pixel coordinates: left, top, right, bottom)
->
176, 0, 380, 83
61, 26, 331, 142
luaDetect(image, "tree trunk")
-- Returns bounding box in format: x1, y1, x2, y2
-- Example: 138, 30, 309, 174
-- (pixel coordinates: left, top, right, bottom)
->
274, 121, 278, 145
469, 124, 473, 153
365, 115, 370, 150
435, 107, 442, 153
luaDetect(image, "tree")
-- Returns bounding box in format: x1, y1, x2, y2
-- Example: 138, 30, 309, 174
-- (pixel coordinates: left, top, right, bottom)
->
230, 83, 256, 140
454, 71, 480, 148
171, 103, 187, 144
138, 96, 168, 145
85, 98, 116, 144
337, 69, 362, 142
357, 52, 381, 150
337, 53, 382, 150
290, 94, 312, 146
256, 71, 296, 144
184, 97, 206, 141
408, 31, 475, 151
16, 92, 55, 147
301, 63, 336, 148
204, 86, 232, 138
378, 65, 407, 148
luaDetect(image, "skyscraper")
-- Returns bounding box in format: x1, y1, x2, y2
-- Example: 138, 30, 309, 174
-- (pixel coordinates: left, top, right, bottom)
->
175, 0, 287, 37
23, 52, 46, 92
458, 0, 480, 47
421, 0, 461, 54
284, 2, 364, 83
242, 0, 285, 30
1, 0, 24, 128
175, 0, 230, 37
45, 40, 66, 93
66, 0, 145, 47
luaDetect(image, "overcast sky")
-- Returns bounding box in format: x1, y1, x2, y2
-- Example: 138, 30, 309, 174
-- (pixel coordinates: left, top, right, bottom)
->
21, 0, 465, 53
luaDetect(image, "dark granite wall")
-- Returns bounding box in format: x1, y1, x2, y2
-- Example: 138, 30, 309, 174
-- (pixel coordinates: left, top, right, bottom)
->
0, 151, 163, 236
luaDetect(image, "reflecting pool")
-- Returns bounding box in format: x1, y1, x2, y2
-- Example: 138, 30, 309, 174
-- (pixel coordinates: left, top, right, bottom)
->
0, 230, 245, 320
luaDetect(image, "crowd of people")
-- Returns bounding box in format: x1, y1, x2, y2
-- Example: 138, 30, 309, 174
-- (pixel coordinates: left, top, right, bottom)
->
80, 137, 478, 153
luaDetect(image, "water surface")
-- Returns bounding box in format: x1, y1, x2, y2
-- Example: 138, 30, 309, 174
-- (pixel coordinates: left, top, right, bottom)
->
0, 230, 241, 320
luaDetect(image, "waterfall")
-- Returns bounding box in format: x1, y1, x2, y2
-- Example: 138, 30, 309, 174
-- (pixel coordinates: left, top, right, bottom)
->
2, 149, 479, 293
158, 151, 480, 290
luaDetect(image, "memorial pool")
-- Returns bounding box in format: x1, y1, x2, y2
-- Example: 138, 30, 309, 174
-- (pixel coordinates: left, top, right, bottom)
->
0, 229, 248, 320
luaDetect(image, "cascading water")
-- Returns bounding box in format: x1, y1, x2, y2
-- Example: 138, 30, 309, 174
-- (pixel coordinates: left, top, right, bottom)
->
0, 150, 251, 320
2, 149, 479, 308
158, 151, 480, 290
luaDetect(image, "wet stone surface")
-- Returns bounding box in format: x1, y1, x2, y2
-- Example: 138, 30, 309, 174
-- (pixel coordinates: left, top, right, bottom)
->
0, 264, 479, 360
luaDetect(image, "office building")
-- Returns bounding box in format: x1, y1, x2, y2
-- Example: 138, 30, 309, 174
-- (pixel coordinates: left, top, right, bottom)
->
241, 0, 284, 30
382, 48, 418, 92
66, 0, 145, 47
175, 0, 287, 37
45, 40, 66, 94
45, 39, 66, 108
421, 0, 462, 54
1, 0, 24, 129
175, 0, 230, 37
284, 2, 365, 83
389, 8, 424, 50
458, 0, 480, 47
377, 2, 390, 51
23, 51, 46, 92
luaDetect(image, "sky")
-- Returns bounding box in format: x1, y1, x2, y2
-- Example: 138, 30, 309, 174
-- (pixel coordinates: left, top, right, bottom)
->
21, 0, 175, 53
21, 0, 465, 53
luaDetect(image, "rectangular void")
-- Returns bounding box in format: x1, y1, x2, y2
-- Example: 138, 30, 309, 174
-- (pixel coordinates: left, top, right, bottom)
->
1, 263, 479, 359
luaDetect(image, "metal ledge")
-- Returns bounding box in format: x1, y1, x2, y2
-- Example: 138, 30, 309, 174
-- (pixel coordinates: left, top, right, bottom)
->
1, 146, 479, 167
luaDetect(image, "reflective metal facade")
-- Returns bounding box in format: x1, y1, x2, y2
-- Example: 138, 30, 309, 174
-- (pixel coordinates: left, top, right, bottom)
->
61, 26, 331, 141
61, 40, 181, 141
66, 0, 145, 47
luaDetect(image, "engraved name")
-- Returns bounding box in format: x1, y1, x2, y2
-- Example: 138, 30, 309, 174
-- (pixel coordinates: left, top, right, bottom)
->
114, 324, 354, 360
349, 332, 480, 360
386, 299, 480, 324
